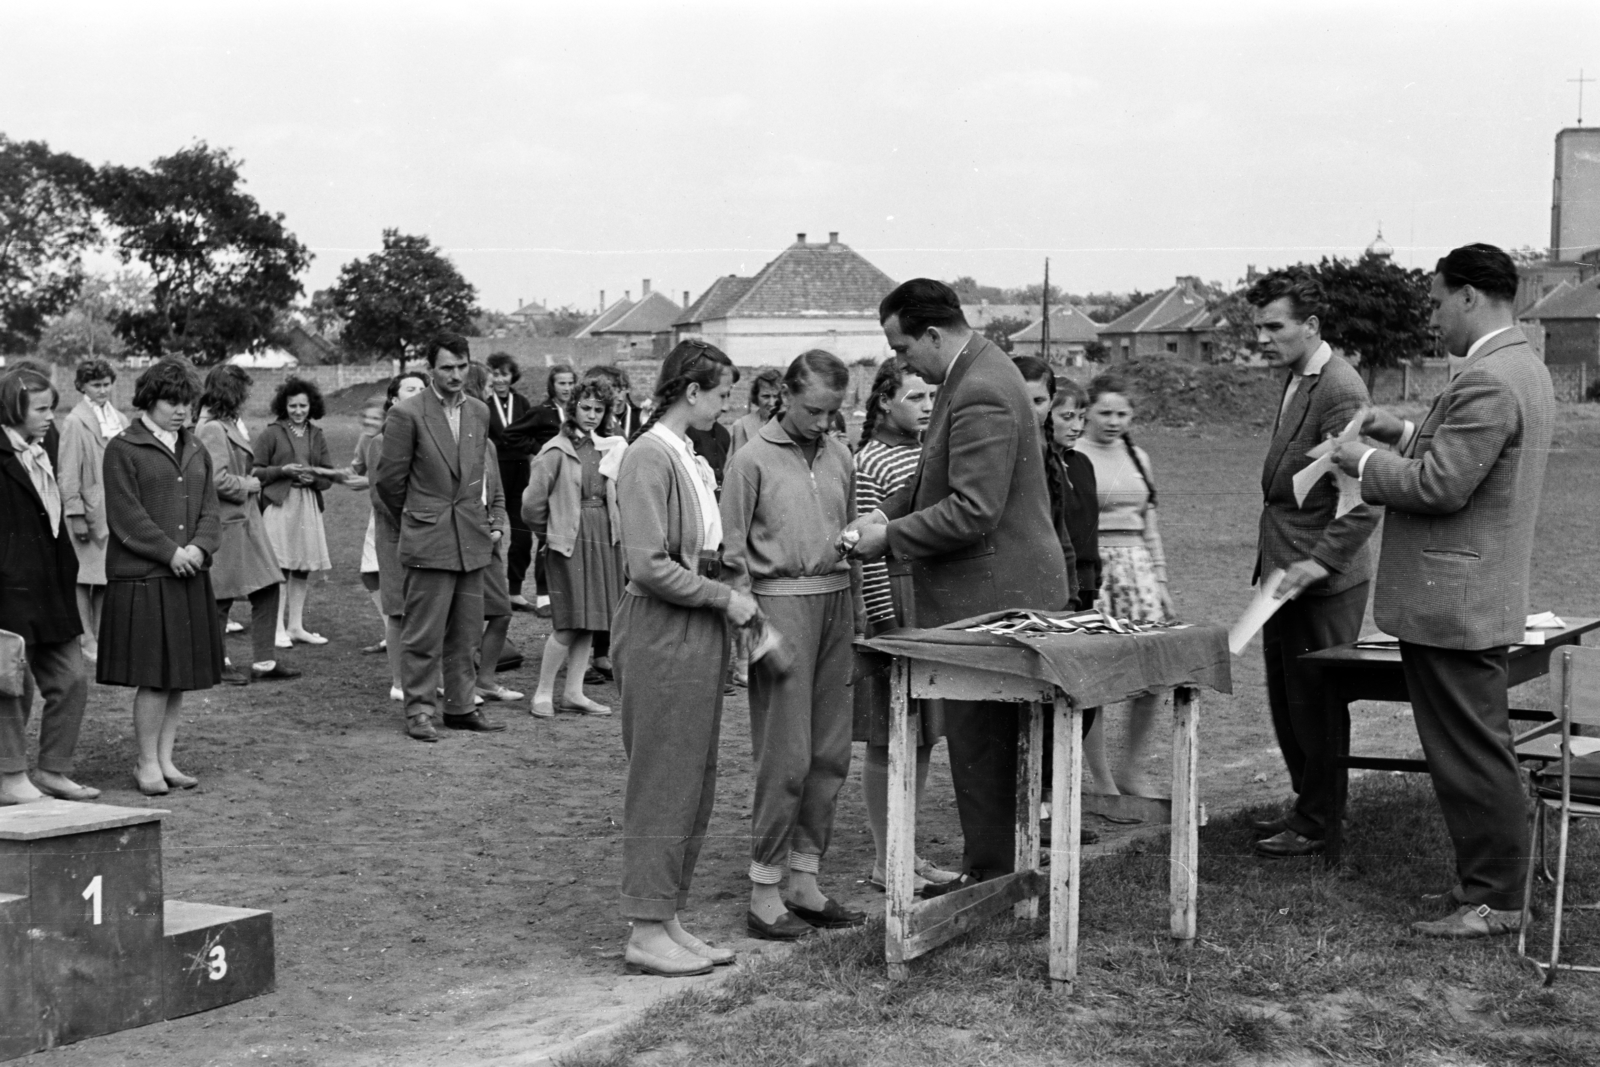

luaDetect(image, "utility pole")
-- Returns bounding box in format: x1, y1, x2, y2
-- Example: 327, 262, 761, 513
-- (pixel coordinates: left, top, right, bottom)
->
1040, 258, 1051, 363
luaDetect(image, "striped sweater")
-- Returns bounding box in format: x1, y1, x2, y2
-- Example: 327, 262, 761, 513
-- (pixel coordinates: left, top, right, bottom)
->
854, 438, 921, 623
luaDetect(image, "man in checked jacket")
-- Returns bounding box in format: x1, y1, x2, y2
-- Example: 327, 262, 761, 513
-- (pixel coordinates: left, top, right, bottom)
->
1334, 243, 1555, 939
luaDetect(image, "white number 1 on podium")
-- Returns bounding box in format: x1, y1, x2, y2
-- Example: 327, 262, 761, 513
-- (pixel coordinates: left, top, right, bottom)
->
82, 875, 102, 925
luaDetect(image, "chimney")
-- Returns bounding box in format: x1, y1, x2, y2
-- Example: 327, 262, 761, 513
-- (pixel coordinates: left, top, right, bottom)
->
624, 291, 631, 302
796, 232, 806, 244
683, 290, 691, 307
828, 231, 839, 246
642, 279, 651, 296
517, 297, 523, 309
599, 290, 605, 310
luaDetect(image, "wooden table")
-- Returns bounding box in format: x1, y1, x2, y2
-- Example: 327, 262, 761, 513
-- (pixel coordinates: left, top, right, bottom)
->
1300, 616, 1600, 864
879, 656, 1202, 995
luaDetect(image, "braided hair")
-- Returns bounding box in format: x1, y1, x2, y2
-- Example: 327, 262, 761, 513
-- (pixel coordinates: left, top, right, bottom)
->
858, 359, 908, 450
1086, 372, 1156, 507
632, 340, 739, 443
562, 377, 614, 445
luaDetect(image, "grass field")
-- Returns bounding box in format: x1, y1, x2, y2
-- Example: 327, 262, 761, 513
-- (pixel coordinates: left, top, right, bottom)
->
16, 405, 1600, 1066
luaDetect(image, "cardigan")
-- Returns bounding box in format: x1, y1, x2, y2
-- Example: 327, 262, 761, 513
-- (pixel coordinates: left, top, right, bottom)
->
252, 420, 334, 509
103, 420, 221, 580
522, 431, 624, 556
615, 432, 733, 610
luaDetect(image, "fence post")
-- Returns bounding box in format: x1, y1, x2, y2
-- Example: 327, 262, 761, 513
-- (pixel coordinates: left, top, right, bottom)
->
1402, 364, 1411, 402
1581, 362, 1588, 403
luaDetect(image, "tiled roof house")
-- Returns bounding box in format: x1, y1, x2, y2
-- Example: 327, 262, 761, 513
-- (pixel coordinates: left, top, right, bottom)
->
1521, 276, 1600, 367
574, 281, 683, 352
1007, 305, 1102, 363
672, 233, 897, 365
1096, 277, 1222, 362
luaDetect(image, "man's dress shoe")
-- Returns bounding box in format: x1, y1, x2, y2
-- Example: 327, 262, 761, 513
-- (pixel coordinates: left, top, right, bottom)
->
746, 910, 817, 941
785, 898, 865, 929
1253, 830, 1324, 858
442, 710, 507, 732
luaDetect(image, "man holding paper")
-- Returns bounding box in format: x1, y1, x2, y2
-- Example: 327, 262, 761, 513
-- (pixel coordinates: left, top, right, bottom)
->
1332, 243, 1553, 938
1246, 270, 1378, 858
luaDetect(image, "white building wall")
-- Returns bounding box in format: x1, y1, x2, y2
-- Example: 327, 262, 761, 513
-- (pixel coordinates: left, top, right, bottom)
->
682, 316, 890, 367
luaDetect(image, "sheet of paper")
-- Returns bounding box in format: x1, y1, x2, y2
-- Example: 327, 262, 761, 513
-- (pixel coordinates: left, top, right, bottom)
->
1294, 408, 1368, 509
1229, 569, 1292, 656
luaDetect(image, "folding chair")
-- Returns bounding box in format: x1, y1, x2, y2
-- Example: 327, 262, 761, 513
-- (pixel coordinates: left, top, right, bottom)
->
1516, 644, 1600, 983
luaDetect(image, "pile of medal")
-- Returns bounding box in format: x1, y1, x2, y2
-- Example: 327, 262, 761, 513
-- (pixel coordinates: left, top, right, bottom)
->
964, 609, 1167, 637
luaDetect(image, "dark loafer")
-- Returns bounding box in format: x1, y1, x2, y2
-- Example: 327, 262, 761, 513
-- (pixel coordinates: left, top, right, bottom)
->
219, 664, 251, 687
746, 910, 818, 941
406, 714, 439, 742
442, 710, 507, 732
1250, 815, 1292, 837
1254, 830, 1324, 857
785, 898, 866, 929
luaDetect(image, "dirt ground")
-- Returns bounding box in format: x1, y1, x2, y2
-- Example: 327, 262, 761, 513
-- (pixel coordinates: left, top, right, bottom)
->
15, 411, 1600, 1066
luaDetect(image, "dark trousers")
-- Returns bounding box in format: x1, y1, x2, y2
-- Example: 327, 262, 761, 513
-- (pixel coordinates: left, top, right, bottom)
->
502, 459, 533, 595
1399, 641, 1527, 910
944, 699, 1021, 878
400, 566, 485, 718
1262, 581, 1368, 836
217, 584, 282, 667
0, 639, 87, 775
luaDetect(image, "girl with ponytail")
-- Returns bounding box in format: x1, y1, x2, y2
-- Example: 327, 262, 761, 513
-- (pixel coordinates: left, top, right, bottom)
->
611, 340, 758, 977
1075, 372, 1173, 799
849, 358, 956, 893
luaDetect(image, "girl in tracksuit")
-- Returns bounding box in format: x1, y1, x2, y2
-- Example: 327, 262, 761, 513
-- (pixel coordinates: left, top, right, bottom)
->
721, 349, 865, 940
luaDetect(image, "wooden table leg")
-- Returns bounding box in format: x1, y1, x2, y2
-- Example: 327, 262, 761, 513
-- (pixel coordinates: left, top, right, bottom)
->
1170, 686, 1198, 944
1050, 693, 1082, 995
1322, 677, 1351, 868
885, 658, 917, 981
1014, 701, 1043, 919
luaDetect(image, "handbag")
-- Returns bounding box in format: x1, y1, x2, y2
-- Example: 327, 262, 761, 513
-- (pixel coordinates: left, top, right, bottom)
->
0, 630, 26, 698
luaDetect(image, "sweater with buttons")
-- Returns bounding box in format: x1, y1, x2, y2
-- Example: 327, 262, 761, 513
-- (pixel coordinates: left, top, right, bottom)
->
103, 419, 222, 580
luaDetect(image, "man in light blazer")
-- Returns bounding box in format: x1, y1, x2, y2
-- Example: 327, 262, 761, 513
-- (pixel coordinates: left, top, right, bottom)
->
846, 278, 1071, 891
1246, 270, 1379, 858
1334, 243, 1555, 938
376, 333, 506, 741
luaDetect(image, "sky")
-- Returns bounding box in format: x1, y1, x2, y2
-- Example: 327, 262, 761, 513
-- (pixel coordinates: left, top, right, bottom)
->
4, 1, 1597, 315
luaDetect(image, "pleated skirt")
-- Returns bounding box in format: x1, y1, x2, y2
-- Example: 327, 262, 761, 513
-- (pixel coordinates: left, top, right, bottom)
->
546, 504, 623, 632
98, 574, 224, 691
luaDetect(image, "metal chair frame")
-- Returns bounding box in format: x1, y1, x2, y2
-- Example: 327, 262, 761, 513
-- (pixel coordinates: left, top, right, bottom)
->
1515, 645, 1600, 983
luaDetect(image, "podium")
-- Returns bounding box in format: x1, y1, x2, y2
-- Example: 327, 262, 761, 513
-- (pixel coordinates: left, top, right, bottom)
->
0, 799, 274, 1060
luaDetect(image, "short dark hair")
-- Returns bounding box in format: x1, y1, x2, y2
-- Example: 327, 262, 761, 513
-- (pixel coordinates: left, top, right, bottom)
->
75, 359, 117, 389
1054, 376, 1088, 409
1245, 268, 1328, 325
0, 368, 57, 428
384, 371, 430, 411
878, 278, 968, 337
486, 352, 521, 382
584, 363, 627, 389
270, 376, 325, 421
748, 367, 783, 403
1012, 355, 1055, 394
200, 364, 252, 421
546, 364, 576, 399
1436, 243, 1518, 303
131, 359, 201, 412
428, 332, 470, 365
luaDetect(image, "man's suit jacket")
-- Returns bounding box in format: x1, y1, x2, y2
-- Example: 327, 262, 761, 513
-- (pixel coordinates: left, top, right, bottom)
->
375, 389, 495, 574
1362, 328, 1554, 650
1255, 352, 1378, 596
881, 336, 1070, 627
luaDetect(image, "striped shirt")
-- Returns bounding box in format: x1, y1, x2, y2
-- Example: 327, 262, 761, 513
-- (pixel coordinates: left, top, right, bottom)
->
854, 438, 922, 623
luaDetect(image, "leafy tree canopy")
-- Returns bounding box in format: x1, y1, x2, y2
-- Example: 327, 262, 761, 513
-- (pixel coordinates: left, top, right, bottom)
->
325, 229, 479, 365
97, 141, 311, 365
982, 315, 1033, 353
0, 134, 100, 353
35, 270, 150, 365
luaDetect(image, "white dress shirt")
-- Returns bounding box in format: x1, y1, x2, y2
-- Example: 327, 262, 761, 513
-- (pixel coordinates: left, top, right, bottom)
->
141, 413, 179, 453
649, 423, 722, 550
1277, 341, 1332, 422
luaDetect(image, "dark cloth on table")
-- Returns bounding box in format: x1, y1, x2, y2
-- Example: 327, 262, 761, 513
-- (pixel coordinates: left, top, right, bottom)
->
1262, 581, 1367, 837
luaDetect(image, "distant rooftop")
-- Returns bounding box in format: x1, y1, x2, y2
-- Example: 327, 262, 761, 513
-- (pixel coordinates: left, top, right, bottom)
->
675, 233, 896, 325
1099, 277, 1218, 335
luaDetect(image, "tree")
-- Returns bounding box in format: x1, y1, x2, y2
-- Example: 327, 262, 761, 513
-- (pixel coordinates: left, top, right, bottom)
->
982, 315, 1032, 354
326, 229, 479, 366
96, 142, 310, 365
543, 306, 591, 338
1086, 290, 1156, 324
0, 135, 100, 353
947, 275, 1007, 304
34, 270, 150, 365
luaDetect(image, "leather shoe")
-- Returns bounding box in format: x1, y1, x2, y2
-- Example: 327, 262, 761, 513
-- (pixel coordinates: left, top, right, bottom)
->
1250, 814, 1292, 837
785, 898, 865, 929
623, 941, 714, 977
406, 714, 439, 742
360, 640, 387, 655
1412, 903, 1521, 938
746, 910, 818, 941
252, 663, 302, 681
1254, 830, 1324, 857
219, 663, 251, 687
442, 710, 507, 732
920, 873, 983, 899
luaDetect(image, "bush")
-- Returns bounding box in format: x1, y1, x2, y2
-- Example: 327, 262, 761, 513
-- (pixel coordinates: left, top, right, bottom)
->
1587, 378, 1600, 403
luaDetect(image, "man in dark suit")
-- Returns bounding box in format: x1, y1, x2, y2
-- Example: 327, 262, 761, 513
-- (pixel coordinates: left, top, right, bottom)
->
1334, 243, 1555, 938
1245, 270, 1379, 858
847, 278, 1070, 888
485, 353, 536, 610
377, 333, 507, 741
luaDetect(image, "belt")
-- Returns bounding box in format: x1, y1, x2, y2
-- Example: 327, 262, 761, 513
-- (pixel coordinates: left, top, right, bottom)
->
672, 551, 723, 579
580, 498, 607, 507
751, 572, 851, 597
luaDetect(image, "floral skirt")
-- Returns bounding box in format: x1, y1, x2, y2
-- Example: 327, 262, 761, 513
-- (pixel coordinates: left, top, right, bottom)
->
1095, 543, 1170, 625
